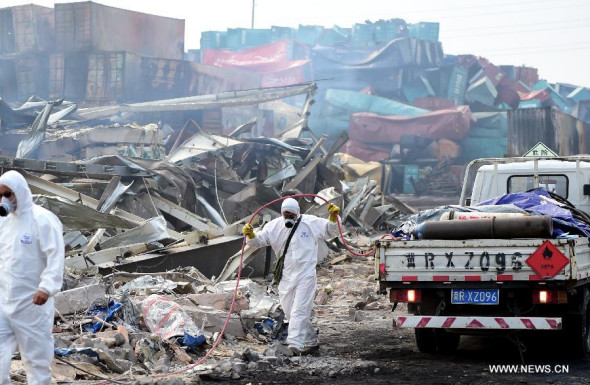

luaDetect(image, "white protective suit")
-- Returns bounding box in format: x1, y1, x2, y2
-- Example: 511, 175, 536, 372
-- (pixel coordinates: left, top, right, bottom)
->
247, 198, 339, 350
0, 171, 65, 384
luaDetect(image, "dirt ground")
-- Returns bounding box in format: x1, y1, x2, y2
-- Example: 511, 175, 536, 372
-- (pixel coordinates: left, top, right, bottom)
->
221, 258, 590, 385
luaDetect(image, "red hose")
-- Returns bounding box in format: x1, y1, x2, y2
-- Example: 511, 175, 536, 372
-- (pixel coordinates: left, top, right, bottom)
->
94, 193, 376, 383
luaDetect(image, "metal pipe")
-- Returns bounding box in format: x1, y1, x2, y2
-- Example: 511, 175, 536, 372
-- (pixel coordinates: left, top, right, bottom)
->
414, 215, 553, 240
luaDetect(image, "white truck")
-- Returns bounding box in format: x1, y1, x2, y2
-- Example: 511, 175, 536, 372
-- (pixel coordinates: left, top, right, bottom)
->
376, 153, 590, 356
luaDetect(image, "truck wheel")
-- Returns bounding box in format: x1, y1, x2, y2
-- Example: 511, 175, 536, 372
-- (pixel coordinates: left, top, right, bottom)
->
435, 330, 460, 353
415, 328, 437, 353
564, 293, 590, 357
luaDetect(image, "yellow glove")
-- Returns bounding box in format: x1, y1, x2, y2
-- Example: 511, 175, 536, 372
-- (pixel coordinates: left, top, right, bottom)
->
327, 203, 340, 222
242, 224, 255, 239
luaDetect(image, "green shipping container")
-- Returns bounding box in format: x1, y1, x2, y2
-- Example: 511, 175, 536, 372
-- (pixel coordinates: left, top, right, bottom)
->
409, 22, 439, 42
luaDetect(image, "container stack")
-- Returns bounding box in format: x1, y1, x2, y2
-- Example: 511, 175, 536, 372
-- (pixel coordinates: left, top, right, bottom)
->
49, 1, 185, 103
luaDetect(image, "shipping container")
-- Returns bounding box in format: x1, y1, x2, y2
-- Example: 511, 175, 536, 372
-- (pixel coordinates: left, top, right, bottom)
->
499, 65, 539, 88
55, 2, 184, 60
86, 51, 141, 102
296, 25, 324, 46
446, 66, 468, 105
49, 51, 140, 102
409, 22, 439, 42
188, 62, 260, 96
0, 4, 54, 55
271, 26, 294, 42
139, 57, 192, 101
374, 19, 407, 45
0, 52, 49, 101
49, 52, 88, 101
507, 107, 589, 156
317, 26, 349, 46
465, 76, 498, 106
200, 31, 227, 51
225, 28, 272, 50
352, 23, 375, 48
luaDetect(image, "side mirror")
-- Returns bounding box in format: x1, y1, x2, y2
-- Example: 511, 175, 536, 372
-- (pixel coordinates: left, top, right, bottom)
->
464, 198, 471, 207
584, 184, 590, 196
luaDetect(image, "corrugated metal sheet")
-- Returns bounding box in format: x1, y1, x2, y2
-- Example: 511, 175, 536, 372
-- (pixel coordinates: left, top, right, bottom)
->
55, 2, 184, 60
0, 4, 54, 55
507, 107, 588, 156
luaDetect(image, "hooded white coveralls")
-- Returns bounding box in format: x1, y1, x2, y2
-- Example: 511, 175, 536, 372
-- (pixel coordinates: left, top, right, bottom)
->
247, 199, 339, 350
0, 171, 65, 385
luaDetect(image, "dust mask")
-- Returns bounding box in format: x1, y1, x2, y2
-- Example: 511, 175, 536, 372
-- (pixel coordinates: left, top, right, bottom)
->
0, 196, 14, 217
284, 217, 296, 228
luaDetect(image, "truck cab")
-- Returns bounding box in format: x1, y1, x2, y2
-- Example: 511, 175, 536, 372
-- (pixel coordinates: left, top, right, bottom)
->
460, 156, 590, 216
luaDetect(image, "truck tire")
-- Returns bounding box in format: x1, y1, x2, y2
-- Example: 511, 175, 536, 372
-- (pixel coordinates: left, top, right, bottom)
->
415, 328, 437, 353
564, 294, 590, 358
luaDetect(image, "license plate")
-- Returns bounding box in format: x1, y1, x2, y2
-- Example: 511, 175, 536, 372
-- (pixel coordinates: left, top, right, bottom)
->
451, 289, 499, 305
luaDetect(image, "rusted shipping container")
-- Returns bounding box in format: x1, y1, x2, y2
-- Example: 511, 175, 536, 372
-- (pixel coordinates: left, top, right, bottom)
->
507, 107, 589, 156
189, 62, 260, 95
138, 58, 261, 102
49, 51, 141, 102
139, 57, 192, 101
55, 2, 184, 60
86, 51, 141, 102
49, 52, 88, 101
0, 4, 54, 55
0, 52, 48, 101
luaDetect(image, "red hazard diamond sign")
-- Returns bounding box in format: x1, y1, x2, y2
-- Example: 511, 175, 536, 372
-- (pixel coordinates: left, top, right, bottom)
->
526, 240, 570, 278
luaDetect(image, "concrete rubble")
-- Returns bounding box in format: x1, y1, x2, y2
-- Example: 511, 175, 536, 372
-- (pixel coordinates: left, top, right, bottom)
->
32, 257, 388, 383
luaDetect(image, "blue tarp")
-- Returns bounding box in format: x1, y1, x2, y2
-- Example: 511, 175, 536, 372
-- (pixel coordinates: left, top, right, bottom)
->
85, 300, 122, 333
182, 331, 206, 349
478, 189, 590, 238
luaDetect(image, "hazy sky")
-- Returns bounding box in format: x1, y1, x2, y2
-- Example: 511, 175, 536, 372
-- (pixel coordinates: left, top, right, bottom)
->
4, 0, 590, 87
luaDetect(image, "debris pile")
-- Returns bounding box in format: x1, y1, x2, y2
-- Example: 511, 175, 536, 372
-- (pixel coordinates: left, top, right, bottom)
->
18, 256, 390, 382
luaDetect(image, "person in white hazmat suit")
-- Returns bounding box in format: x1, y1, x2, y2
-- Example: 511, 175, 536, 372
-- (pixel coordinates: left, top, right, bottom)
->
243, 197, 340, 355
0, 170, 65, 384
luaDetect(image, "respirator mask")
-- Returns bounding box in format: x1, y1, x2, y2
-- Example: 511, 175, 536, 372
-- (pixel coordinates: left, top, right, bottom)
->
0, 196, 14, 217
284, 214, 297, 228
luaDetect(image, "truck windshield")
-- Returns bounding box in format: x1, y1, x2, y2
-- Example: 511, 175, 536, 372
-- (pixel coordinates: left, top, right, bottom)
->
507, 174, 568, 198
